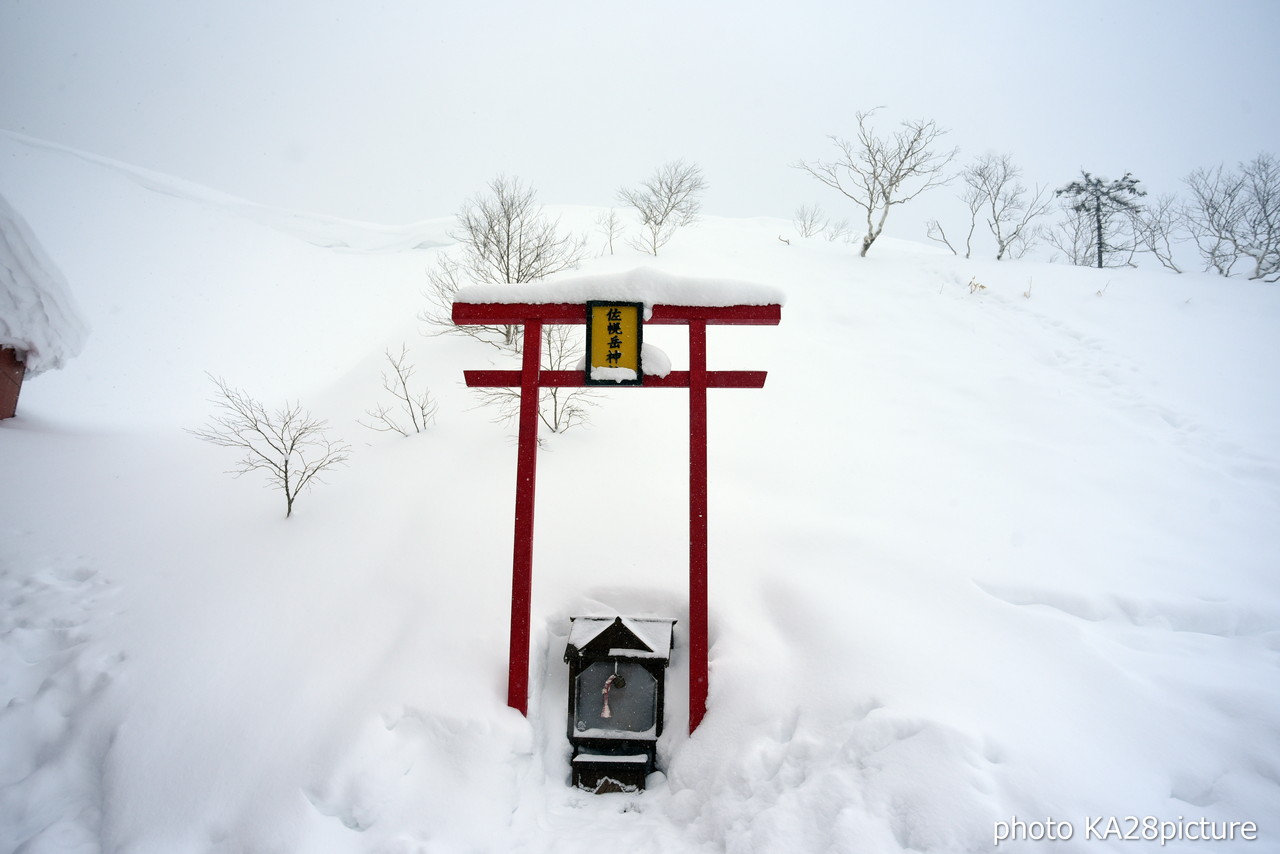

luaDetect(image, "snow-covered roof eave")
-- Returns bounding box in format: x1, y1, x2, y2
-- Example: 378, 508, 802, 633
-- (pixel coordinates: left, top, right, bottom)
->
566, 615, 677, 660
0, 191, 89, 377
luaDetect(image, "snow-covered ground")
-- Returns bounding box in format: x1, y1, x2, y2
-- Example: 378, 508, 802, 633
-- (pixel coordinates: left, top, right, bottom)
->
2, 131, 1278, 853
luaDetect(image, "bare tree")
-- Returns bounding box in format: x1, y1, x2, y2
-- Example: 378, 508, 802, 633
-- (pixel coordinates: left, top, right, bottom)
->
795, 108, 957, 257
793, 204, 828, 237
1046, 203, 1121, 267
423, 252, 517, 346
1183, 164, 1241, 277
1184, 153, 1280, 282
594, 208, 625, 256
963, 183, 987, 258
824, 217, 854, 243
1184, 164, 1243, 276
1129, 193, 1186, 273
925, 178, 983, 258
188, 375, 350, 518
471, 325, 597, 435
965, 154, 1052, 260
421, 176, 588, 347
538, 326, 596, 433
456, 175, 588, 285
1055, 171, 1145, 269
359, 345, 438, 436
617, 160, 708, 255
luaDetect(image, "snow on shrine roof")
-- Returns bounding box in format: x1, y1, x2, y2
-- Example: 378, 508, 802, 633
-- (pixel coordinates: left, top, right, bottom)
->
567, 616, 677, 660
0, 192, 88, 376
455, 267, 786, 313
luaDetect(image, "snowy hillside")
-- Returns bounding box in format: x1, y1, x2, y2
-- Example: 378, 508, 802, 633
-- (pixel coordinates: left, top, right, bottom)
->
1, 132, 1278, 854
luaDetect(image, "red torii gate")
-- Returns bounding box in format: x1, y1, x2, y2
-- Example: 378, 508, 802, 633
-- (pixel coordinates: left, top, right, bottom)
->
453, 297, 781, 732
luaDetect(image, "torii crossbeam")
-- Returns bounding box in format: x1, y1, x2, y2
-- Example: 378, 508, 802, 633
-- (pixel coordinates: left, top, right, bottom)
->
453, 297, 781, 732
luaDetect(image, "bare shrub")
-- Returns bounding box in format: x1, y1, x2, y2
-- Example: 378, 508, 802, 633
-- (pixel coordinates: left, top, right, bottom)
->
470, 325, 597, 435
595, 208, 625, 256
1129, 193, 1186, 273
1184, 153, 1280, 282
617, 160, 708, 255
967, 154, 1052, 260
188, 375, 350, 518
359, 345, 438, 436
793, 204, 828, 237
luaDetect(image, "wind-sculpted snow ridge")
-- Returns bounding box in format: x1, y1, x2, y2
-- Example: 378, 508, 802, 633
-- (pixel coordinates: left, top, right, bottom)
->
0, 131, 451, 254
0, 191, 88, 375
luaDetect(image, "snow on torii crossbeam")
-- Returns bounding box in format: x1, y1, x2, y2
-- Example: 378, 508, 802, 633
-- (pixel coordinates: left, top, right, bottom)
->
452, 271, 783, 733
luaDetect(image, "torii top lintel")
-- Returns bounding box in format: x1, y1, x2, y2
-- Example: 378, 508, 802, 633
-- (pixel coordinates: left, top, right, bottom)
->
451, 301, 781, 326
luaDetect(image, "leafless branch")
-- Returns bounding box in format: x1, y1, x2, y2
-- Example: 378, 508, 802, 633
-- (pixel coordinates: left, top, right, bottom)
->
618, 160, 708, 255
793, 204, 828, 237
825, 217, 854, 243
962, 154, 1053, 260
470, 325, 597, 435
1129, 193, 1187, 273
795, 108, 958, 256
925, 219, 957, 255
595, 208, 625, 256
419, 176, 587, 347
359, 345, 438, 436
187, 375, 350, 518
1184, 153, 1280, 282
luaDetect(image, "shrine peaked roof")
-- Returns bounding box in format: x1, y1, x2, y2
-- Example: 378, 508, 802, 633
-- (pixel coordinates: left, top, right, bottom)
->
566, 616, 677, 660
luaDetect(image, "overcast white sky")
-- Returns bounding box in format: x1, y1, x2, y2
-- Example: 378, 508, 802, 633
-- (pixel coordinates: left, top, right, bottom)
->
3, 0, 1277, 241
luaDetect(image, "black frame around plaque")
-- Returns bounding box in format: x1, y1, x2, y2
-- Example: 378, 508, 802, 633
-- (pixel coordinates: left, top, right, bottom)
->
584, 301, 644, 387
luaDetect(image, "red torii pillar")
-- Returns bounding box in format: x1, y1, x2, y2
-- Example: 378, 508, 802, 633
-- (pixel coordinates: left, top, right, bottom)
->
453, 300, 781, 732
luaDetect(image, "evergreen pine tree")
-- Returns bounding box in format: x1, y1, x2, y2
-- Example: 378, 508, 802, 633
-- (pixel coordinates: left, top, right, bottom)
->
1056, 171, 1146, 268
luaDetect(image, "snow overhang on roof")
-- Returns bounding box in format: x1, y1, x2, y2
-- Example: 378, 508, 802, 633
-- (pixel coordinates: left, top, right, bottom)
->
455, 267, 786, 318
0, 192, 88, 376
566, 616, 677, 662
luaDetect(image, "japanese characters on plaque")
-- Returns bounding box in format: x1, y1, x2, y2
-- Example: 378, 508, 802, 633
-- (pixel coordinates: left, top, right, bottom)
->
585, 301, 644, 386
